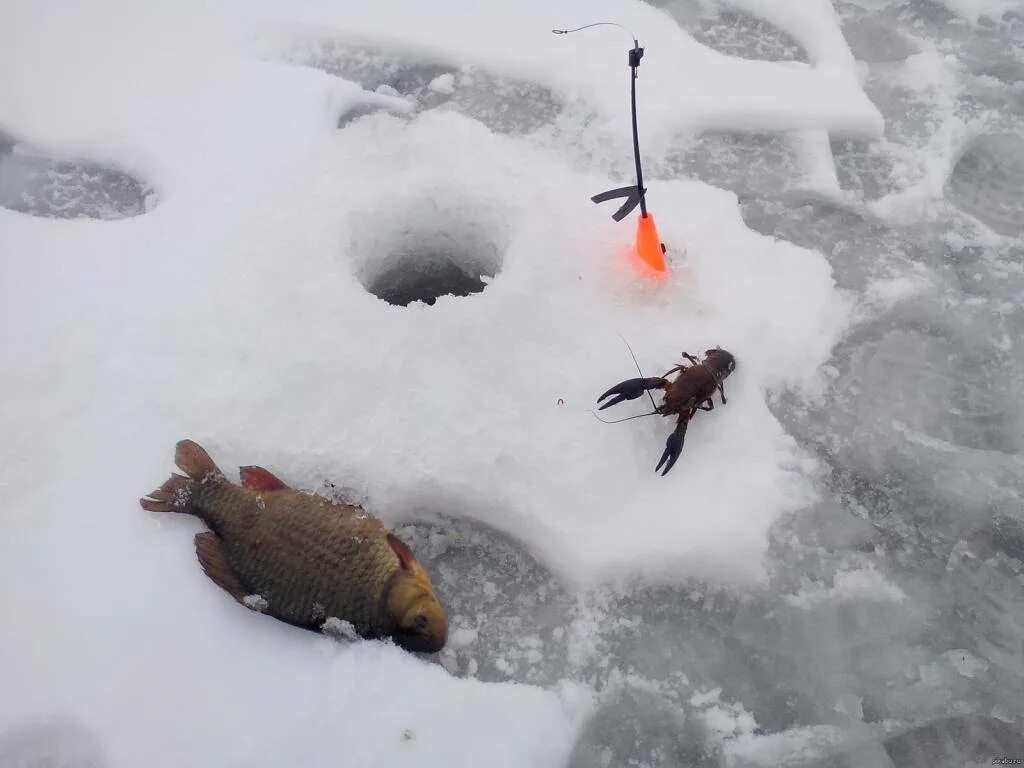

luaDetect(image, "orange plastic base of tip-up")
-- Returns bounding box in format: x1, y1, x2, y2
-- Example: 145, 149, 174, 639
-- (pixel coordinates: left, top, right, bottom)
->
634, 213, 668, 275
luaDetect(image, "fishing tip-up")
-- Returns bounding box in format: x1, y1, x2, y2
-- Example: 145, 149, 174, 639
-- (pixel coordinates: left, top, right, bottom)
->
553, 21, 668, 275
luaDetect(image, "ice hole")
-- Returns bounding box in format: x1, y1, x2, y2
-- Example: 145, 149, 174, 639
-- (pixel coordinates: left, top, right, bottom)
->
351, 196, 506, 307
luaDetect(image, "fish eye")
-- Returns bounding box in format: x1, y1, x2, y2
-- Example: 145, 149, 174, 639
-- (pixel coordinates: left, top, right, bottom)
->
413, 615, 429, 631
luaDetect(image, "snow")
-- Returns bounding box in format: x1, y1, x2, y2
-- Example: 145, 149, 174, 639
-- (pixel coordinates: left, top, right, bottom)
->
243, 594, 270, 612
784, 566, 908, 608
183, 110, 848, 587
3, 0, 1023, 765
428, 74, 457, 95
723, 724, 876, 767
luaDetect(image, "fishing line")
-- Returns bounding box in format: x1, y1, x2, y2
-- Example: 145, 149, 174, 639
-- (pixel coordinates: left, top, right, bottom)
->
552, 22, 638, 47
619, 335, 659, 412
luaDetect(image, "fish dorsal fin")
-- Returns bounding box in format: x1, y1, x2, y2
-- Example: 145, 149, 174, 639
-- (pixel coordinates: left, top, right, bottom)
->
387, 533, 417, 571
239, 465, 289, 492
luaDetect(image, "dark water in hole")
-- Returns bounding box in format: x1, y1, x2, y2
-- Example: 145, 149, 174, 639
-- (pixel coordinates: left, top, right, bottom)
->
367, 256, 490, 306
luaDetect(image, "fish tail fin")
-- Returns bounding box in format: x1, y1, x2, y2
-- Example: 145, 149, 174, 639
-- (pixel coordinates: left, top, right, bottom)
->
174, 439, 225, 482
140, 440, 225, 514
140, 473, 196, 514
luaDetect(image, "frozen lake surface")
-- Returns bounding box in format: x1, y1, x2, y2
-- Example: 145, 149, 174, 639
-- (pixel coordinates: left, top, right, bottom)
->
1, 1, 1022, 766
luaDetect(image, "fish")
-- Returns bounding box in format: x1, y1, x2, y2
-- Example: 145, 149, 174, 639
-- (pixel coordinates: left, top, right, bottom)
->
140, 440, 447, 653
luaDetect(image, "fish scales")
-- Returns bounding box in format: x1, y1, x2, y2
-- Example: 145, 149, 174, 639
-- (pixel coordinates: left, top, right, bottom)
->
141, 441, 447, 652
194, 481, 396, 631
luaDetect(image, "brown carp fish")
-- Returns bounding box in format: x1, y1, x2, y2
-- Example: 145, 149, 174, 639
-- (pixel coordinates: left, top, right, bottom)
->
140, 440, 447, 653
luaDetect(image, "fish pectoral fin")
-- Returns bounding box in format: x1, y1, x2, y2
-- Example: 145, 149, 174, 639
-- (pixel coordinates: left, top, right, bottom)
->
386, 533, 418, 571
194, 532, 248, 604
239, 465, 290, 492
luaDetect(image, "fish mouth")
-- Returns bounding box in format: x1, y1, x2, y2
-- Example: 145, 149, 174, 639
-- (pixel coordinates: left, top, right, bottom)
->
393, 630, 447, 654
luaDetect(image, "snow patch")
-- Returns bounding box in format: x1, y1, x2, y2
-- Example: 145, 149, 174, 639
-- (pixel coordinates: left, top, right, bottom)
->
321, 617, 360, 641
785, 567, 907, 608
428, 73, 456, 95
243, 594, 269, 611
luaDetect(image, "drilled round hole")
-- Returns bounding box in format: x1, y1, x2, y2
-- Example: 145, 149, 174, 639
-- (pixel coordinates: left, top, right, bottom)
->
351, 195, 506, 307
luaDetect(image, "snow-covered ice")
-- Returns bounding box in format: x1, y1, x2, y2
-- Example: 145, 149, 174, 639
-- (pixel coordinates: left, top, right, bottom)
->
2, 0, 1023, 766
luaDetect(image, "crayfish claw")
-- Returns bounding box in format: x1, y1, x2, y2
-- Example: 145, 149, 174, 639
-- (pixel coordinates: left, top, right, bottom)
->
655, 439, 680, 475
655, 419, 690, 476
597, 377, 666, 410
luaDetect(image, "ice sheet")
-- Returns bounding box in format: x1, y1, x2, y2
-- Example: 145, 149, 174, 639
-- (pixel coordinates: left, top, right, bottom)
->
2, 0, 1022, 765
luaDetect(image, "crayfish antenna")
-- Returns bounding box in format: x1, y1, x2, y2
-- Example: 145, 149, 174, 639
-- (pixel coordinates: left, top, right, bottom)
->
619, 335, 659, 412
590, 409, 659, 424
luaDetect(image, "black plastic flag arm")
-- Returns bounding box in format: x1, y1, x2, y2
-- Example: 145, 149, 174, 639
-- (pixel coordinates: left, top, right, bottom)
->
591, 185, 643, 222
591, 41, 648, 221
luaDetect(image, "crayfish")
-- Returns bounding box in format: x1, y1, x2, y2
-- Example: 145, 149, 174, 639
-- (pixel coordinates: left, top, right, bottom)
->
597, 347, 736, 475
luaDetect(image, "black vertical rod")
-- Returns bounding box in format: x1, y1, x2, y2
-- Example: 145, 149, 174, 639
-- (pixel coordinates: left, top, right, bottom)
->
629, 47, 647, 218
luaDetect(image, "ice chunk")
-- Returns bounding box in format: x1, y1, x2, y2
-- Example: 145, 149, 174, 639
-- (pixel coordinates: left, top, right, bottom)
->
428, 73, 456, 94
